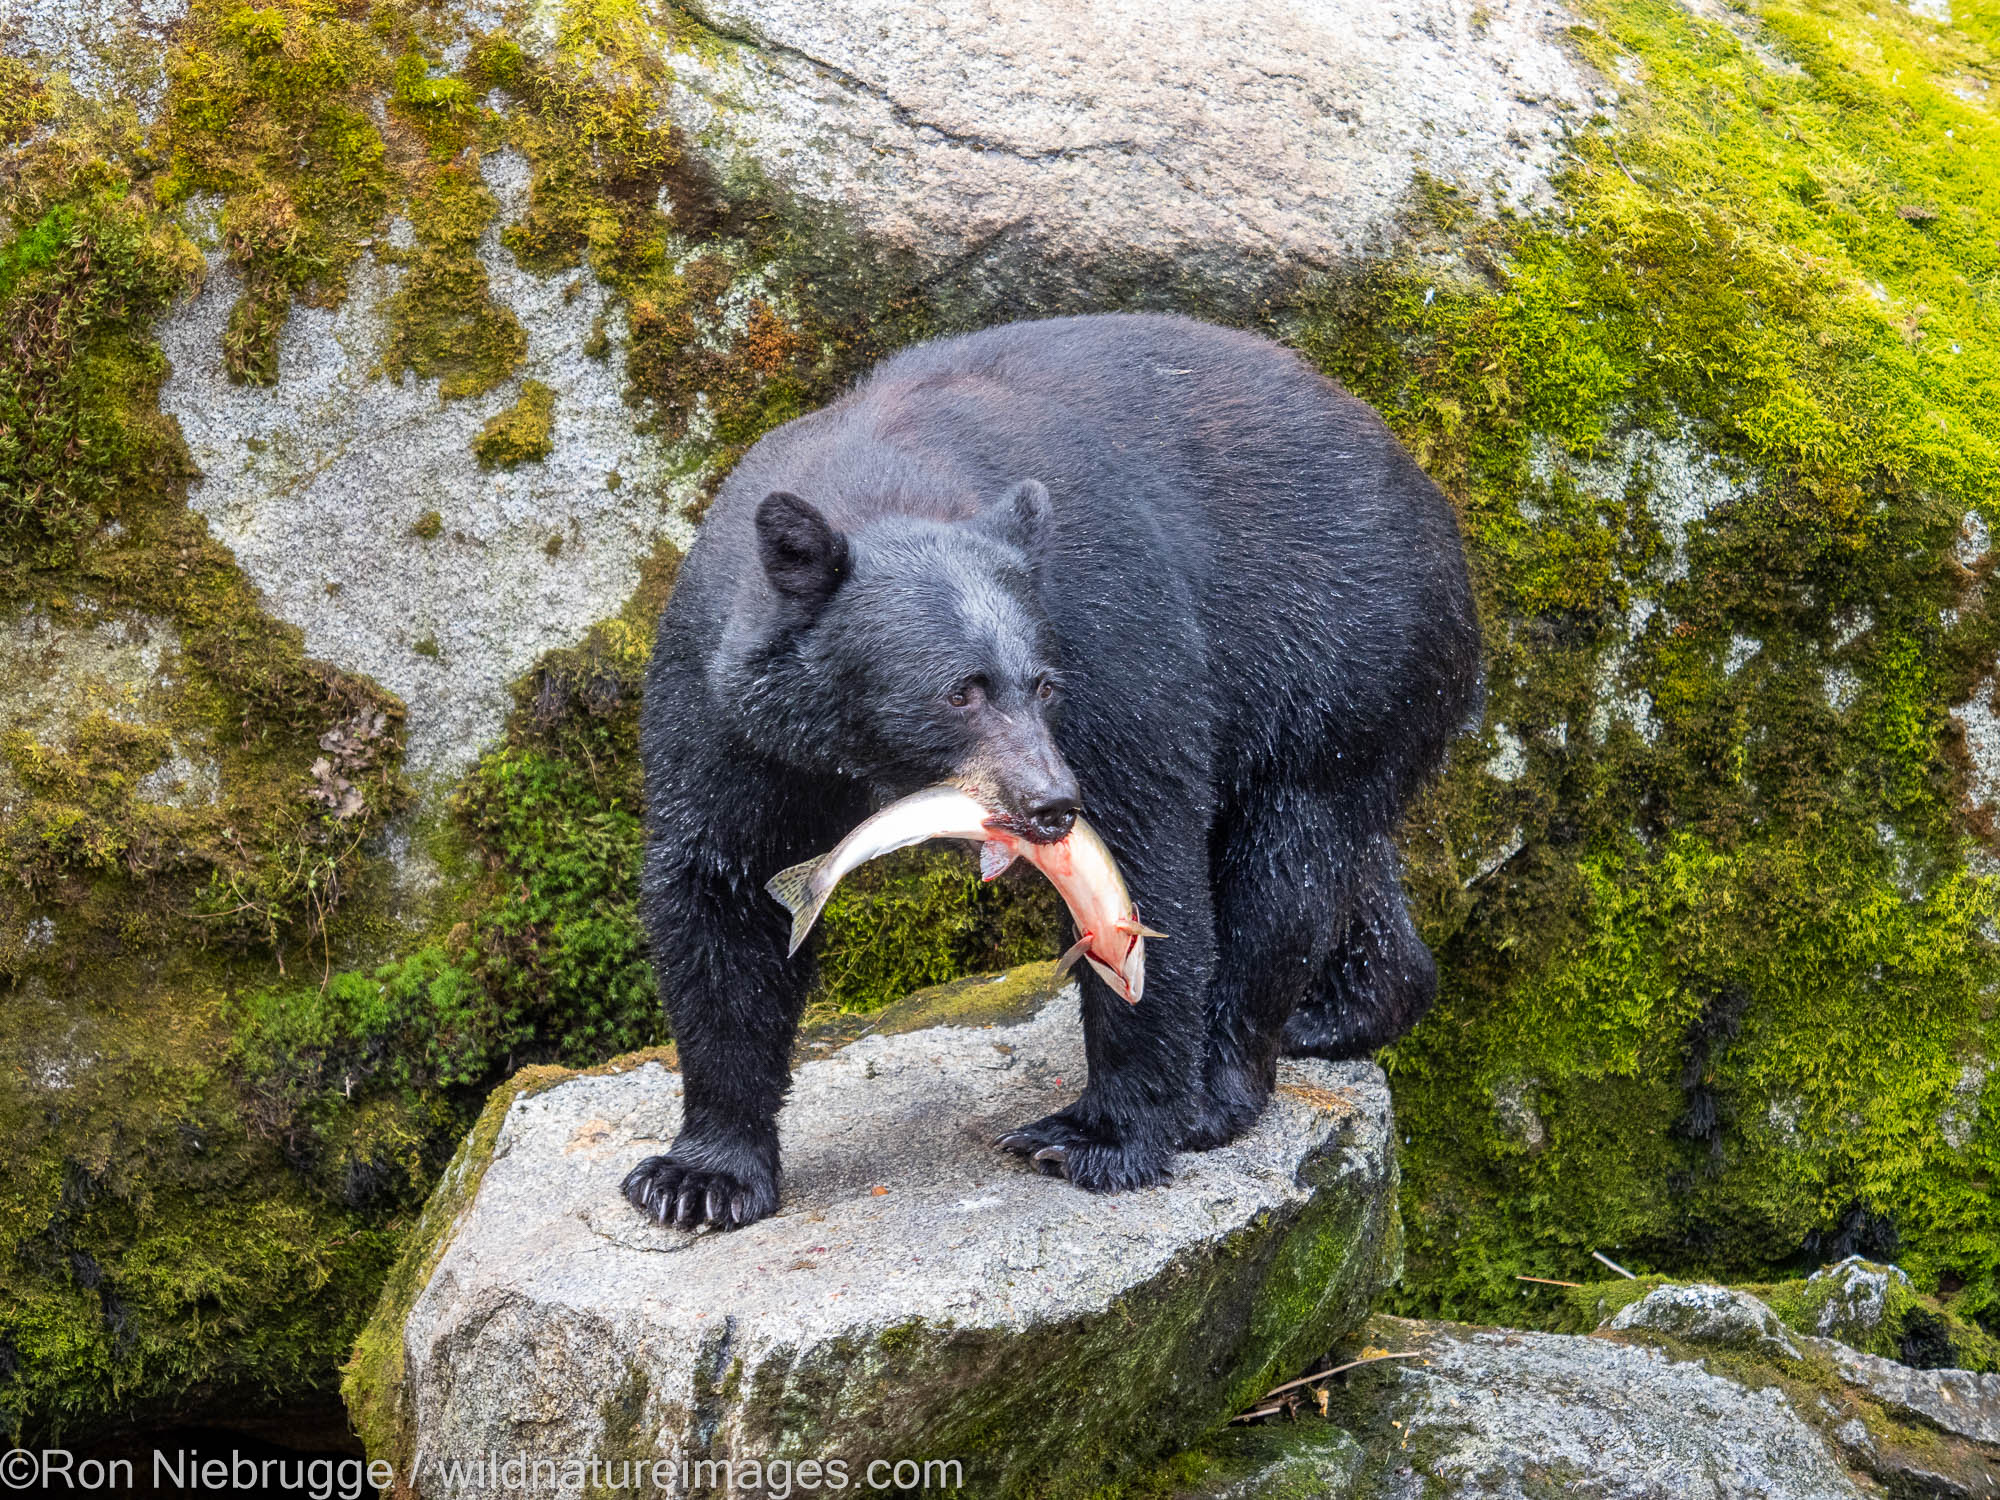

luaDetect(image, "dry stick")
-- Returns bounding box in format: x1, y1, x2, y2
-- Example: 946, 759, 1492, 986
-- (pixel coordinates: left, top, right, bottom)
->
1516, 1275, 1582, 1288
1230, 1351, 1424, 1421
1592, 1250, 1638, 1280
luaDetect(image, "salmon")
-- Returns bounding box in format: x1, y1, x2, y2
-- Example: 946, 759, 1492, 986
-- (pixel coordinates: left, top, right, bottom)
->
764, 785, 1163, 1003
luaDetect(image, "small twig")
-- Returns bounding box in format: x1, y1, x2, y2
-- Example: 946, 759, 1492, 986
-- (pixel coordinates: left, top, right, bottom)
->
1592, 1250, 1637, 1280
1240, 1351, 1423, 1411
1230, 1403, 1289, 1424
1516, 1275, 1582, 1288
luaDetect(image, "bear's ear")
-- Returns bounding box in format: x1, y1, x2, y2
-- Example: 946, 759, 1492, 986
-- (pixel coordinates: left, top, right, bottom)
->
756, 491, 850, 613
978, 479, 1051, 562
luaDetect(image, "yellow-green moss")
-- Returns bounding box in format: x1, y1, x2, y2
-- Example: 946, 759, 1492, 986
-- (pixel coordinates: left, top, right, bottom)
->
380, 160, 524, 400
471, 378, 555, 467
159, 0, 394, 384
0, 33, 419, 1441
1294, 0, 2000, 1330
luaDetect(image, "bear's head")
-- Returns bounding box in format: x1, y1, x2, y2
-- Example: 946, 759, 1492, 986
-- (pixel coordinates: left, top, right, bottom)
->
740, 480, 1081, 842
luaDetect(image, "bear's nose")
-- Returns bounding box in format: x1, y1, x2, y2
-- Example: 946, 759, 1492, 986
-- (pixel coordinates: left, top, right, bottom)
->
1022, 792, 1080, 842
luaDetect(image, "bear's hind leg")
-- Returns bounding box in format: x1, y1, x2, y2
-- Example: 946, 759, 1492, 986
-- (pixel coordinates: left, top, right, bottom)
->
1181, 783, 1356, 1151
1281, 833, 1437, 1061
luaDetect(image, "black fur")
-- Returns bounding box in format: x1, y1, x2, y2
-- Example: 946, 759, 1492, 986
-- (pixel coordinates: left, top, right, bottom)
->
623, 313, 1482, 1229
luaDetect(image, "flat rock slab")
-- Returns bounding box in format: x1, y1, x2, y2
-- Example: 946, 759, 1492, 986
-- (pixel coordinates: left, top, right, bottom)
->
1817, 1338, 2000, 1446
350, 986, 1397, 1498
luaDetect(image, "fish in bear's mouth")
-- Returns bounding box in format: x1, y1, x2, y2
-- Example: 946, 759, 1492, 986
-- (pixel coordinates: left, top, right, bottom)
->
764, 784, 1164, 1004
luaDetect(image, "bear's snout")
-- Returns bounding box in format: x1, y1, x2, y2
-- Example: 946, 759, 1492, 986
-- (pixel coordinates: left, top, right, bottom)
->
1017, 785, 1080, 843
982, 728, 1082, 844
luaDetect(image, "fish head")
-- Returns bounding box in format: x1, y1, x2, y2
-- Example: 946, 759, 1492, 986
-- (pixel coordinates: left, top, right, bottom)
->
757, 484, 1081, 838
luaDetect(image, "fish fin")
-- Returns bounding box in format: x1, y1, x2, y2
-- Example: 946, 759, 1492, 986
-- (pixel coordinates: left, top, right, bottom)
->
1084, 953, 1137, 1005
979, 841, 1018, 882
1113, 918, 1169, 940
765, 856, 831, 957
1052, 933, 1094, 979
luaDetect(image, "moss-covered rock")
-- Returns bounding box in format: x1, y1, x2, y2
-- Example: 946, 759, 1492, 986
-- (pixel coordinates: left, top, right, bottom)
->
1156, 1310, 2000, 1499
1321, 0, 2000, 1339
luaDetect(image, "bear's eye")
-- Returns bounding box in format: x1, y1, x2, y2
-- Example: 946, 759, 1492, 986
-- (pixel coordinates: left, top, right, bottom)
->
1035, 676, 1055, 702
949, 678, 984, 709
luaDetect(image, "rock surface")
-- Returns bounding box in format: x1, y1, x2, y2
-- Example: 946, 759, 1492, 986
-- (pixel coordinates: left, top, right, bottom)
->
1338, 1318, 1864, 1499
1605, 1281, 1803, 1362
1176, 1303, 2000, 1500
665, 0, 1593, 309
157, 166, 695, 779
347, 987, 1399, 1498
1800, 1256, 1916, 1344
0, 0, 186, 116
1817, 1339, 2000, 1447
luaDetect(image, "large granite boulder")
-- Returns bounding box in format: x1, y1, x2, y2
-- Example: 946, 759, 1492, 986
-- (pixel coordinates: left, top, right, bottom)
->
664, 0, 1590, 310
344, 981, 1400, 1498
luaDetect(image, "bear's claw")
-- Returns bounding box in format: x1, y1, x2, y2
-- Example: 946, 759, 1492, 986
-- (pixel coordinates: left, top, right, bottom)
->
622, 1153, 773, 1230
996, 1112, 1171, 1191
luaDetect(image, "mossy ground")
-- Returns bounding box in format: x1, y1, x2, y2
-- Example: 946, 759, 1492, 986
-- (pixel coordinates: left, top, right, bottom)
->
9, 0, 2000, 1452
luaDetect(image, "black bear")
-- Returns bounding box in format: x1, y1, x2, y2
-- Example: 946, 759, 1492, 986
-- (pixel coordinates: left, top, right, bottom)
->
623, 313, 1482, 1229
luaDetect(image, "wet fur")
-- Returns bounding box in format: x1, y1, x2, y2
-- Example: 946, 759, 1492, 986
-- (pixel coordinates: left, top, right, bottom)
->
625, 313, 1482, 1228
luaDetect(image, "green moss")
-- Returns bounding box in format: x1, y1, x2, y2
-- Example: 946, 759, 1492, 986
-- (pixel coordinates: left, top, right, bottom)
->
0, 195, 201, 579
1293, 0, 2000, 1327
0, 953, 408, 1443
410, 509, 442, 540
0, 33, 423, 1441
471, 378, 556, 467
809, 848, 1059, 1015
160, 0, 393, 384
381, 160, 525, 400
1752, 1265, 2000, 1369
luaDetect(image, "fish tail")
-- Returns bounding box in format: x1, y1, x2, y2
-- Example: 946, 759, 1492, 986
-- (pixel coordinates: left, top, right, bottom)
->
765, 857, 831, 957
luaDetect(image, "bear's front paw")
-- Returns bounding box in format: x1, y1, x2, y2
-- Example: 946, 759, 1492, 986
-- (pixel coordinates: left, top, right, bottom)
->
621, 1153, 777, 1230
996, 1113, 1172, 1193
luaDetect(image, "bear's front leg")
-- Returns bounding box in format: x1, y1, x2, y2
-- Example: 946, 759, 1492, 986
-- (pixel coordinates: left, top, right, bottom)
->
997, 834, 1214, 1192
622, 758, 856, 1230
